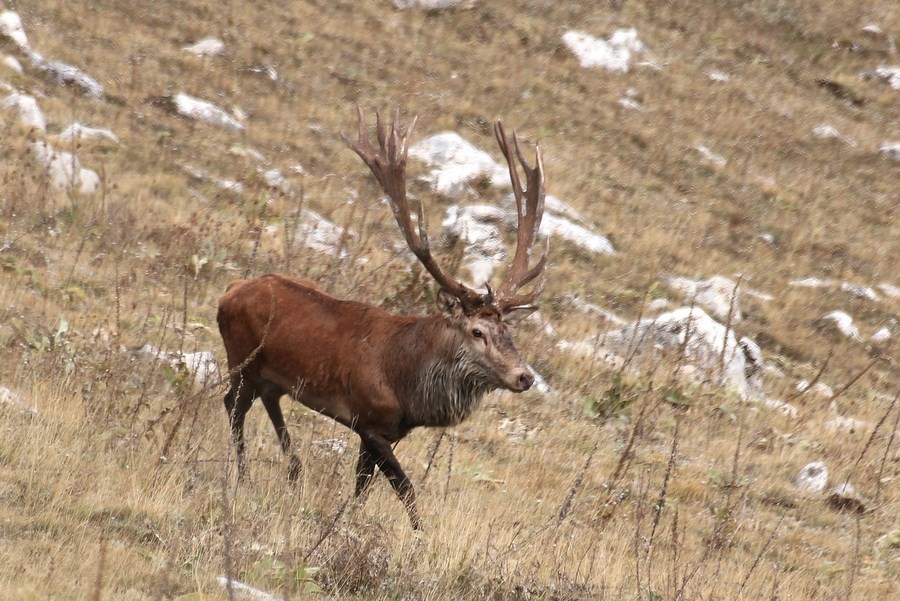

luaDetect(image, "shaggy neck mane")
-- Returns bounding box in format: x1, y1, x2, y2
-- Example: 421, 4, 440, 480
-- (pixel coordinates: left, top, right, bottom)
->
388, 315, 496, 428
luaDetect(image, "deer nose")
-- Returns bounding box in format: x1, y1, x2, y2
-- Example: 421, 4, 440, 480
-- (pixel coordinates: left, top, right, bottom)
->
516, 370, 534, 391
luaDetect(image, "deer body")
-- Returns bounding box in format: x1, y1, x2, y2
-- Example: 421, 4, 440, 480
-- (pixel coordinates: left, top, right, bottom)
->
218, 110, 547, 529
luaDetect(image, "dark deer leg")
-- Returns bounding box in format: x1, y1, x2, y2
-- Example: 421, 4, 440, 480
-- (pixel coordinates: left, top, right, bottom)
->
354, 440, 377, 497
361, 432, 421, 529
224, 380, 254, 478
260, 385, 301, 481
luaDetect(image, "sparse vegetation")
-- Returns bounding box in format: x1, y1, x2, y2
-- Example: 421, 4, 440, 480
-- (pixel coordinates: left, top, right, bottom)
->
0, 1, 897, 599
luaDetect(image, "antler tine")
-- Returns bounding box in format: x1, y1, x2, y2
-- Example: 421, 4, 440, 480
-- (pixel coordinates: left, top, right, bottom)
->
493, 121, 549, 311
344, 108, 486, 312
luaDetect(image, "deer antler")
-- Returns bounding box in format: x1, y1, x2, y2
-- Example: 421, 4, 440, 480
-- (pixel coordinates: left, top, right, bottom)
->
343, 108, 489, 313
493, 121, 548, 312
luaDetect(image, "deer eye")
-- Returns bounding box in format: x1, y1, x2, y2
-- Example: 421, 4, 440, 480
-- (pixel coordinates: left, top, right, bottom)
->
472, 329, 483, 339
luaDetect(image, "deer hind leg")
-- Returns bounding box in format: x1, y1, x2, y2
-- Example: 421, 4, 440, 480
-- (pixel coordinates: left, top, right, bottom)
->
224, 379, 255, 479
260, 384, 301, 482
360, 432, 421, 530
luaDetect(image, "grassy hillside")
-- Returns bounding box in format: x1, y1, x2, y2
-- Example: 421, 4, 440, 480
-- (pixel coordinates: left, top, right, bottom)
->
0, 0, 897, 599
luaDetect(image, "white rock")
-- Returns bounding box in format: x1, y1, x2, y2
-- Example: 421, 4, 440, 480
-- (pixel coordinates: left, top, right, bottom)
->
762, 398, 798, 418
648, 298, 672, 312
173, 93, 245, 132
707, 70, 730, 82
789, 277, 833, 288
795, 461, 828, 494
879, 142, 900, 160
861, 24, 883, 35
441, 204, 507, 285
182, 38, 225, 57
812, 124, 855, 146
409, 132, 508, 199
562, 28, 648, 73
1, 92, 45, 131
877, 283, 900, 298
617, 96, 642, 110
826, 414, 869, 434
663, 275, 742, 322
34, 57, 104, 99
135, 345, 220, 387
0, 11, 30, 51
294, 208, 353, 258
2, 55, 22, 74
311, 438, 348, 454
394, 0, 471, 8
694, 145, 726, 167
585, 307, 766, 402
29, 141, 100, 195
796, 380, 834, 399
57, 122, 119, 144
0, 386, 37, 416
860, 66, 900, 90
541, 213, 614, 255
819, 310, 861, 340
871, 327, 891, 344
216, 576, 282, 601
841, 282, 879, 301
260, 168, 292, 195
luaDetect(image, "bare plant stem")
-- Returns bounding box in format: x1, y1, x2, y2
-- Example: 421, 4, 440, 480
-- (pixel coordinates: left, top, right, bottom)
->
875, 395, 900, 505
737, 515, 784, 594
557, 439, 598, 524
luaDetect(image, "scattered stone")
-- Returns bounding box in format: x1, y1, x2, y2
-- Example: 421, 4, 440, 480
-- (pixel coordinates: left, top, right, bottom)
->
260, 168, 292, 195
182, 37, 225, 57
841, 281, 879, 301
762, 398, 799, 418
826, 483, 866, 513
662, 275, 742, 322
30, 141, 100, 195
57, 122, 119, 144
182, 163, 244, 194
860, 66, 900, 90
409, 132, 508, 199
648, 298, 672, 312
216, 576, 282, 601
825, 414, 869, 434
134, 344, 220, 386
789, 277, 833, 288
0, 386, 37, 417
579, 307, 766, 402
757, 232, 776, 248
877, 283, 900, 298
294, 208, 353, 258
861, 24, 883, 36
617, 88, 642, 110
708, 70, 731, 82
541, 213, 614, 255
1, 92, 45, 131
2, 54, 22, 74
0, 11, 31, 52
562, 28, 648, 73
812, 124, 855, 146
499, 417, 538, 442
694, 144, 726, 167
795, 461, 828, 494
228, 144, 266, 162
247, 64, 278, 82
818, 311, 862, 341
150, 93, 245, 132
394, 0, 472, 8
871, 327, 891, 344
32, 56, 104, 99
441, 204, 506, 285
311, 438, 347, 454
796, 380, 834, 398
879, 142, 900, 160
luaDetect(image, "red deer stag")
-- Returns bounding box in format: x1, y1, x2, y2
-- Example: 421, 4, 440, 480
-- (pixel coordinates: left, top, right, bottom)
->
216, 109, 548, 529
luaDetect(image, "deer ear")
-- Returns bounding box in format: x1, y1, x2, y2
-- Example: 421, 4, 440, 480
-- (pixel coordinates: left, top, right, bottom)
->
502, 305, 538, 325
437, 289, 464, 318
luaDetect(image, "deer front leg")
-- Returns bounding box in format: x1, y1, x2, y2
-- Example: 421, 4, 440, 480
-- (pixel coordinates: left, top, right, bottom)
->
354, 440, 377, 497
360, 431, 421, 530
224, 384, 254, 478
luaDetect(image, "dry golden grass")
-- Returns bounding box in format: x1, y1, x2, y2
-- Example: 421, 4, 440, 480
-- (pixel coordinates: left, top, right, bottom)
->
1, 0, 898, 599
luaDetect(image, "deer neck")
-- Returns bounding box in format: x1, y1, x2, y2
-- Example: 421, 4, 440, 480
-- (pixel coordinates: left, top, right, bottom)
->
390, 315, 495, 428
